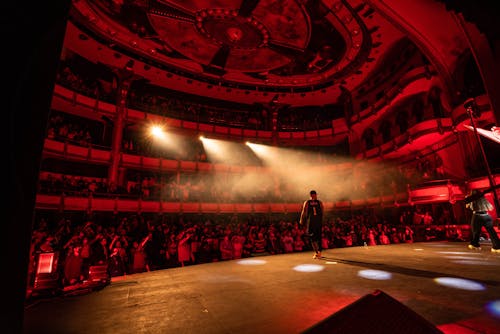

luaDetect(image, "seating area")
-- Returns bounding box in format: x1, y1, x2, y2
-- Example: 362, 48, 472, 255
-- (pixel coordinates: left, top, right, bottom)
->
6, 1, 500, 334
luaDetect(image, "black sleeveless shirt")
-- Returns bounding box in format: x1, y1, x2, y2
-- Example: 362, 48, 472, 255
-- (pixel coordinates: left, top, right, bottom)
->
305, 199, 323, 223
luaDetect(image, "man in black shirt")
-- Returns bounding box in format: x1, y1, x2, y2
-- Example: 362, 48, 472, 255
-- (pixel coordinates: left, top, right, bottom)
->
300, 190, 324, 259
465, 189, 500, 252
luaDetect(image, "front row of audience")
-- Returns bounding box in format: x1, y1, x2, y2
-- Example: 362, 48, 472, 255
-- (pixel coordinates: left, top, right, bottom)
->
27, 211, 471, 292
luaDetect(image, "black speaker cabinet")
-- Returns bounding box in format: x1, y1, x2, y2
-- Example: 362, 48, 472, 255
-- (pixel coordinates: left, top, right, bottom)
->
302, 289, 443, 334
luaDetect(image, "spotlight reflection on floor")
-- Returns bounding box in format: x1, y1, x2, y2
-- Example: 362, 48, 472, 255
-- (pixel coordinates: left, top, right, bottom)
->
443, 254, 498, 265
444, 255, 482, 260
486, 300, 500, 318
293, 264, 324, 272
452, 260, 498, 265
236, 259, 267, 265
357, 269, 392, 280
434, 277, 486, 291
438, 251, 482, 255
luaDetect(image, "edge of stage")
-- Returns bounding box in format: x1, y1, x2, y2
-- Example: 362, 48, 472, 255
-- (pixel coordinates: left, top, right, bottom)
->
24, 241, 500, 334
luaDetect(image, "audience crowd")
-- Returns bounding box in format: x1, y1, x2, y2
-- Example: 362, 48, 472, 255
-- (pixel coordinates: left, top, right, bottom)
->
27, 210, 473, 292
57, 56, 339, 133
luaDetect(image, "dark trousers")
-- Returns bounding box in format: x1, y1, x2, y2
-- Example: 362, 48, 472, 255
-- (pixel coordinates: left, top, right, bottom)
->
307, 222, 322, 252
470, 213, 500, 249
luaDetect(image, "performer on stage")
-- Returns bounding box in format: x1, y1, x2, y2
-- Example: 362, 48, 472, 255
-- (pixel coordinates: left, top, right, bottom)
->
465, 189, 500, 253
300, 190, 324, 259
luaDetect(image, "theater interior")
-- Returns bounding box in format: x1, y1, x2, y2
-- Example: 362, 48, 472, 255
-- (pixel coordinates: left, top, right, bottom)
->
6, 1, 500, 333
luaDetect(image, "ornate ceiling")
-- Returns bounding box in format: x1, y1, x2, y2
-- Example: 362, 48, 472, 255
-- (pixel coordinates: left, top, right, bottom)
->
66, 0, 470, 107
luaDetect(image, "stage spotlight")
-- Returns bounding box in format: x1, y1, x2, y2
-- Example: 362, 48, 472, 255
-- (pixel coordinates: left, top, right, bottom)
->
200, 136, 220, 154
245, 142, 269, 156
200, 137, 256, 164
149, 125, 166, 139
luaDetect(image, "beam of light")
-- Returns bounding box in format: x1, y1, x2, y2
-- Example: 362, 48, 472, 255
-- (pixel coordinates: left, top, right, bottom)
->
357, 269, 392, 280
434, 277, 486, 291
245, 141, 403, 203
486, 300, 500, 318
145, 124, 191, 158
293, 264, 324, 272
200, 137, 259, 165
237, 259, 267, 265
463, 124, 500, 144
245, 142, 267, 155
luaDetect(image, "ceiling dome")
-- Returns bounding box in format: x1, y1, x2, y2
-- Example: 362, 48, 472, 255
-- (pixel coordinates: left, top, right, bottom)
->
68, 0, 472, 107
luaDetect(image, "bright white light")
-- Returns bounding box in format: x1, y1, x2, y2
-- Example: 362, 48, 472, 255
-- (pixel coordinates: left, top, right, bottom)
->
246, 142, 268, 155
237, 259, 267, 266
200, 137, 257, 164
201, 137, 219, 152
358, 269, 392, 280
414, 248, 424, 251
434, 277, 486, 291
150, 125, 166, 139
486, 300, 500, 318
293, 264, 324, 272
325, 261, 338, 264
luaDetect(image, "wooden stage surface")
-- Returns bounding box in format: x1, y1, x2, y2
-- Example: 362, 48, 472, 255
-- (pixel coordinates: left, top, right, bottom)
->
24, 241, 500, 334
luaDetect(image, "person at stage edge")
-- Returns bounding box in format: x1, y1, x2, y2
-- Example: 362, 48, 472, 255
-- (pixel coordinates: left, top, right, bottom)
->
465, 189, 500, 253
300, 190, 324, 259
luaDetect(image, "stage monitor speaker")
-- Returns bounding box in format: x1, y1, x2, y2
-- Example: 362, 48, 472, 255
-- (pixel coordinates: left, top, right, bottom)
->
301, 289, 443, 334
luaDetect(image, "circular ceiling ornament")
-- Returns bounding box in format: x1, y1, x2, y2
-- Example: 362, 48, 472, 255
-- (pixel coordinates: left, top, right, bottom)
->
195, 9, 270, 49
147, 0, 310, 73
76, 0, 376, 96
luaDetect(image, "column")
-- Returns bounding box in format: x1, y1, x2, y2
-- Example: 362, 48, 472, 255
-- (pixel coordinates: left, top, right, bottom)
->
108, 64, 136, 187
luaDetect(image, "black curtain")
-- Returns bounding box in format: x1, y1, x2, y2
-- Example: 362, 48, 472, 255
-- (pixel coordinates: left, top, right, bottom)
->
4, 2, 71, 333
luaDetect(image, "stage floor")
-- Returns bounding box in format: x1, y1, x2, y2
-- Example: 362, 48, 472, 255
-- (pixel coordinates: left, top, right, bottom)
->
23, 241, 500, 334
